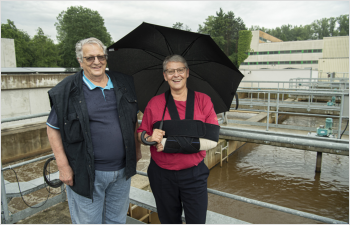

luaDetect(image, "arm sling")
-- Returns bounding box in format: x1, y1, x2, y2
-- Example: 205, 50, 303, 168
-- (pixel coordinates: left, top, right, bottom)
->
152, 89, 220, 154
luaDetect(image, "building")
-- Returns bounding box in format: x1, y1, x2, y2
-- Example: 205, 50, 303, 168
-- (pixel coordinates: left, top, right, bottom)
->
1, 38, 16, 67
240, 31, 349, 78
318, 36, 349, 78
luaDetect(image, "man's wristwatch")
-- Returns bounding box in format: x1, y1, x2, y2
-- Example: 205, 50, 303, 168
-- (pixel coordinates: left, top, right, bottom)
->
145, 135, 151, 141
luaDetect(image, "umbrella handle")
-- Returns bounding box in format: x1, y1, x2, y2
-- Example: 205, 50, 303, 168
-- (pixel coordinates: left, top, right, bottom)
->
140, 121, 164, 146
43, 156, 63, 188
141, 131, 157, 145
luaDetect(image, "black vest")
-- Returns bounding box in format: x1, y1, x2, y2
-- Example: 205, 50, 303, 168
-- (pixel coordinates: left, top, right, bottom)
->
48, 70, 138, 199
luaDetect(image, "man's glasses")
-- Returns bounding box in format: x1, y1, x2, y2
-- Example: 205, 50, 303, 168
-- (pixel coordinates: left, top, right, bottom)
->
165, 67, 187, 75
83, 55, 108, 63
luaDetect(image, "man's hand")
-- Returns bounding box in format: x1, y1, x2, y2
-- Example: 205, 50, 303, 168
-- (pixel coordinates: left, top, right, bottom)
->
47, 126, 74, 186
58, 164, 74, 186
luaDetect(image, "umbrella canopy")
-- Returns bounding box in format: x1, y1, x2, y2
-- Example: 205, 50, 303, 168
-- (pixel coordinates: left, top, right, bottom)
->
107, 22, 244, 114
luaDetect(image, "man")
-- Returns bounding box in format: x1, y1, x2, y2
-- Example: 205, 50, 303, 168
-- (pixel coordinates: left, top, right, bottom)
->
46, 37, 141, 224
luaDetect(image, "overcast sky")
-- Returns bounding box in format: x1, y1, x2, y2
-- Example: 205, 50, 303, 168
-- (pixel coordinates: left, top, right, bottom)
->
1, 1, 349, 44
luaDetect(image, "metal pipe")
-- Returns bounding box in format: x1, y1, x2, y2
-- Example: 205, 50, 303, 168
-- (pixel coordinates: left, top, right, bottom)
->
206, 188, 346, 224
2, 154, 54, 171
219, 126, 349, 152
276, 92, 280, 125
338, 93, 344, 139
238, 89, 345, 96
266, 92, 270, 131
1, 163, 10, 223
231, 108, 349, 119
1, 112, 49, 123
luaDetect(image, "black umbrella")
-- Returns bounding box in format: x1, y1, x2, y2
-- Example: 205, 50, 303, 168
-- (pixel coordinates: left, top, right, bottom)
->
107, 22, 243, 114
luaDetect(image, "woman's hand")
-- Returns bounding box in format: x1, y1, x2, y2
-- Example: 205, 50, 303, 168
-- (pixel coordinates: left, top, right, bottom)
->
156, 143, 164, 152
149, 129, 165, 143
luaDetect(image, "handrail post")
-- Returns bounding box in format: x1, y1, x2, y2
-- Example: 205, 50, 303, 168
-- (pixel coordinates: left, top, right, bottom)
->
1, 163, 10, 224
338, 93, 344, 139
266, 92, 270, 131
276, 92, 280, 125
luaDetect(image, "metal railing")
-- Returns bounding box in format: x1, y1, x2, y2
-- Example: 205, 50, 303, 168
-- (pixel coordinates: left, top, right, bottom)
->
1, 154, 65, 224
233, 89, 349, 138
1, 154, 346, 224
289, 77, 349, 89
239, 78, 349, 90
1, 112, 49, 124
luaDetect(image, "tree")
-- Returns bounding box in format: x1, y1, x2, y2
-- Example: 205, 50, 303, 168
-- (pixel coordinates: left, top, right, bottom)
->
1, 19, 33, 66
29, 27, 60, 67
337, 14, 349, 36
198, 8, 246, 58
235, 30, 253, 68
172, 22, 192, 31
55, 6, 113, 67
249, 14, 349, 41
311, 18, 330, 39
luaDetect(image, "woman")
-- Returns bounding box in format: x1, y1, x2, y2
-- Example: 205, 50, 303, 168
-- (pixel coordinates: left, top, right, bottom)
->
137, 55, 219, 224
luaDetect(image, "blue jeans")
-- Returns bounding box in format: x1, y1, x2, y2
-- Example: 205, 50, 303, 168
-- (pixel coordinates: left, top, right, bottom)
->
66, 168, 131, 224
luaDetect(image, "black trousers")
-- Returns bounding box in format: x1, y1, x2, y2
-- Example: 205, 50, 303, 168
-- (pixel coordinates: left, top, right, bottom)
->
147, 158, 209, 224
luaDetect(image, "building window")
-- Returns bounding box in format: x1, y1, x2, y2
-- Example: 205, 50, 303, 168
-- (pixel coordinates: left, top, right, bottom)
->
280, 50, 290, 54
304, 49, 313, 53
259, 37, 268, 42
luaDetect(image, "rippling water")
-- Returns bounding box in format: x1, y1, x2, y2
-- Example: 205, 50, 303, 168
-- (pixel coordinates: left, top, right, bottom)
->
207, 143, 349, 223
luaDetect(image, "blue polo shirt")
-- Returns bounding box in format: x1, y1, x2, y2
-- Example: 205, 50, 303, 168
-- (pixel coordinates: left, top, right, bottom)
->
47, 73, 126, 171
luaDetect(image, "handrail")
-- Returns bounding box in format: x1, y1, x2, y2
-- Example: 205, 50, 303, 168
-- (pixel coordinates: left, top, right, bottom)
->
1, 153, 347, 224
1, 112, 49, 123
232, 89, 349, 138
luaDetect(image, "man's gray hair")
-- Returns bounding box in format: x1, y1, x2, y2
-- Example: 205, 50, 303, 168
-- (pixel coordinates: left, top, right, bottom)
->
163, 55, 188, 71
76, 37, 107, 63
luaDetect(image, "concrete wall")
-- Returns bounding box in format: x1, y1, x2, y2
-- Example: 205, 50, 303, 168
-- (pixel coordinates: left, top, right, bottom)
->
318, 58, 349, 78
318, 36, 349, 78
1, 124, 51, 164
1, 74, 71, 129
1, 38, 16, 67
1, 73, 71, 162
238, 69, 318, 88
323, 36, 349, 58
204, 139, 245, 170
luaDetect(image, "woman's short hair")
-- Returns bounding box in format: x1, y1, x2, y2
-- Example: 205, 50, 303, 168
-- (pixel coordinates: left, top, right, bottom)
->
75, 37, 107, 63
163, 55, 188, 71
